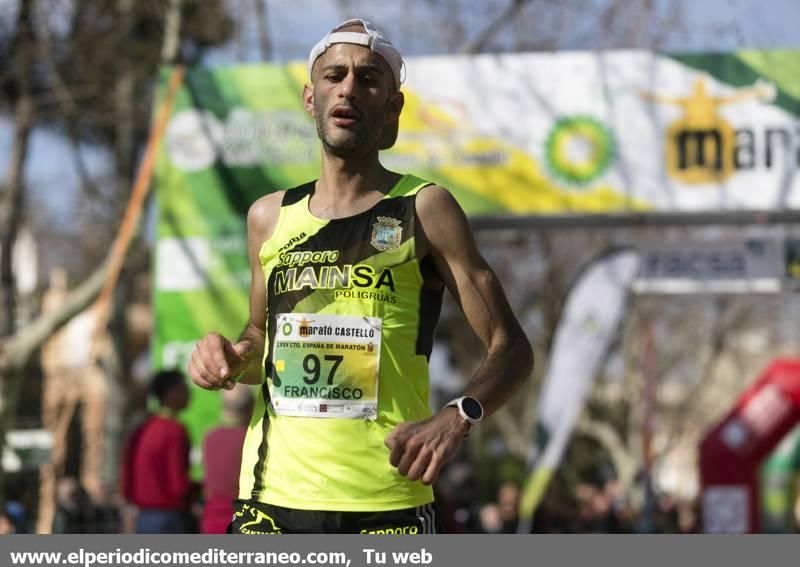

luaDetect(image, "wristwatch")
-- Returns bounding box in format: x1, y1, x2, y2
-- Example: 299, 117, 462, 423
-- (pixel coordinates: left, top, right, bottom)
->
444, 396, 484, 428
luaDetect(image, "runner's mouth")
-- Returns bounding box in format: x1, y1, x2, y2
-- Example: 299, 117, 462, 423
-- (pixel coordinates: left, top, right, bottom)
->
331, 107, 361, 127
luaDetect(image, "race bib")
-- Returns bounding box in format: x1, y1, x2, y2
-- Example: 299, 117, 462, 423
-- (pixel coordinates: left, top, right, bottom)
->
270, 313, 381, 419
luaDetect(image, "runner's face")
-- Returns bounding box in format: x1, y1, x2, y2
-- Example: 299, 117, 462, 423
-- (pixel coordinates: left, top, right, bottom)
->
306, 44, 400, 157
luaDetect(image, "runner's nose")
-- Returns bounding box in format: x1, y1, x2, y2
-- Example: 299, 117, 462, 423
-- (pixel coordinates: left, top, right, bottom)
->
339, 70, 357, 99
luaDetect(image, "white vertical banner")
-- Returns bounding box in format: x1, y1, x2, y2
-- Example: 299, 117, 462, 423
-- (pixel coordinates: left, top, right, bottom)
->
518, 249, 641, 532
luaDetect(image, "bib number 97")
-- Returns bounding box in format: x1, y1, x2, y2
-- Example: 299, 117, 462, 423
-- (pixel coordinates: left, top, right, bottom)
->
303, 354, 344, 385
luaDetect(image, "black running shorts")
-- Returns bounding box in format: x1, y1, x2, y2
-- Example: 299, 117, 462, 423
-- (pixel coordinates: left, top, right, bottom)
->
229, 500, 439, 534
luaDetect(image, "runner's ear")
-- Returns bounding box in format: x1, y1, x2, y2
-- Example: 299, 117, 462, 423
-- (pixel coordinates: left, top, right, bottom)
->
379, 90, 403, 150
379, 116, 399, 150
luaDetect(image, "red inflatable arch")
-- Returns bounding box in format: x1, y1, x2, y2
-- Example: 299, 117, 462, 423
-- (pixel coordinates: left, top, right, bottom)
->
700, 358, 800, 533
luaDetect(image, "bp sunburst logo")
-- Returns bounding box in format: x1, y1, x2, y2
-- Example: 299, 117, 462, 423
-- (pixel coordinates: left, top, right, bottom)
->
545, 116, 614, 185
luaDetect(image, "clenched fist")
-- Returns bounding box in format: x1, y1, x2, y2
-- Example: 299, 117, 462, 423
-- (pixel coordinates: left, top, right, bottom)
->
188, 333, 254, 391
384, 408, 470, 485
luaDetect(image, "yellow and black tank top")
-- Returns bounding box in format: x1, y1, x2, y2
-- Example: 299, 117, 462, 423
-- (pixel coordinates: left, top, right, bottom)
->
238, 174, 443, 511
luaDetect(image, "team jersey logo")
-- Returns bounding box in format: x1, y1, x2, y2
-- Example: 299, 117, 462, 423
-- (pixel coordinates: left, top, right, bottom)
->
235, 504, 282, 534
371, 217, 403, 252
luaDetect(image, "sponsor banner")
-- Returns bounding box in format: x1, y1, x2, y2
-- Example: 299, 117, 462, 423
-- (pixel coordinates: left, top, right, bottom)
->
633, 238, 784, 294
159, 50, 800, 219
518, 250, 641, 531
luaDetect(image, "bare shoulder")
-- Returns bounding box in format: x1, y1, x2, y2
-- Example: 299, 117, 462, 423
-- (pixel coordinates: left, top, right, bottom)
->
415, 184, 473, 257
415, 184, 462, 220
247, 190, 286, 244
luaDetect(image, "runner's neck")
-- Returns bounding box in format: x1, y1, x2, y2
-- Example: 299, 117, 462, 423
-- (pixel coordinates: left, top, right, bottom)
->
311, 166, 402, 220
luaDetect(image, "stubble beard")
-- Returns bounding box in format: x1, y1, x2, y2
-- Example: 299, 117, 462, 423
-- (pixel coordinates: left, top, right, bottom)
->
316, 120, 368, 158
314, 97, 385, 159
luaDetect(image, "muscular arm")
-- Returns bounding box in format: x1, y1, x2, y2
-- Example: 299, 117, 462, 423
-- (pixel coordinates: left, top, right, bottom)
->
233, 195, 280, 384
189, 192, 283, 389
385, 185, 533, 484
418, 185, 533, 414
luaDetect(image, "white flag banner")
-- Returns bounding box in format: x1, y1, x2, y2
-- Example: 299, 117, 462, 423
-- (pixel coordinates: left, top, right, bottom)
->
518, 249, 641, 532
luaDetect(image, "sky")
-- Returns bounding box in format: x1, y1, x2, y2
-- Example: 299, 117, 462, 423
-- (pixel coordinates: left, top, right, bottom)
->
203, 0, 800, 65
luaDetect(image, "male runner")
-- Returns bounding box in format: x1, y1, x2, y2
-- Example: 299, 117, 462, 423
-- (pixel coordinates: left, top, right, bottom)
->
189, 18, 533, 534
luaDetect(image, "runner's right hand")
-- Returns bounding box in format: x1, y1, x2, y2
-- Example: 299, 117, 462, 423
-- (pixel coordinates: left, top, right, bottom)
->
189, 333, 254, 391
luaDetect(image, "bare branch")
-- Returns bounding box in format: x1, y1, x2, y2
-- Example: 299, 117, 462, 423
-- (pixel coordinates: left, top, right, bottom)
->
491, 405, 529, 459
576, 414, 637, 491
460, 0, 534, 54
161, 0, 183, 64
3, 260, 108, 371
254, 0, 272, 61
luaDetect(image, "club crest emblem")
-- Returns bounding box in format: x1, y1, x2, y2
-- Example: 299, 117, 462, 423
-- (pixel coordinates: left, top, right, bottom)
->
370, 217, 402, 252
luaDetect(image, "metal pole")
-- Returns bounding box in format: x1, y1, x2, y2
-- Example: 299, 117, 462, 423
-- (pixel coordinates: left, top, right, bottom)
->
637, 318, 658, 532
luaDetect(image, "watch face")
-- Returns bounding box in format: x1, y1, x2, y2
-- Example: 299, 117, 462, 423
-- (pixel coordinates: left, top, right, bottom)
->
461, 397, 483, 420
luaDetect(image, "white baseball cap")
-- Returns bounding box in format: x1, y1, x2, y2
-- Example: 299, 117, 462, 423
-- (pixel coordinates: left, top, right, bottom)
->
307, 18, 405, 90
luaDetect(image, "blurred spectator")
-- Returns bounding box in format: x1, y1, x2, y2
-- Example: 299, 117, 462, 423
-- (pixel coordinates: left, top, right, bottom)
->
677, 500, 698, 534
200, 385, 254, 534
475, 481, 522, 533
590, 487, 614, 532
575, 482, 598, 532
4, 500, 27, 534
52, 477, 94, 533
655, 493, 680, 533
609, 495, 635, 533
0, 509, 16, 534
478, 503, 502, 533
120, 369, 196, 533
530, 483, 573, 533
91, 483, 122, 534
497, 481, 520, 533
434, 461, 479, 533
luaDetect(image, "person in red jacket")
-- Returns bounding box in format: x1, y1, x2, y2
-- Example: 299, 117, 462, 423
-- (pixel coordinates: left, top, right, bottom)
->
120, 369, 195, 533
200, 385, 254, 534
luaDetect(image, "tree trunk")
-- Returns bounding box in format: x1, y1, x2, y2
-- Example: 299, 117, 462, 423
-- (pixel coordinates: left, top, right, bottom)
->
0, 0, 34, 339
74, 0, 139, 510
0, 0, 36, 509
